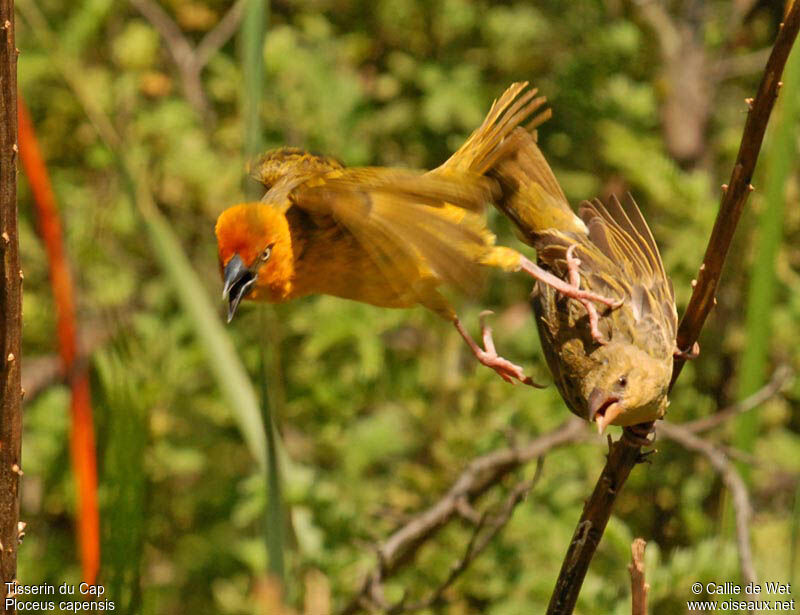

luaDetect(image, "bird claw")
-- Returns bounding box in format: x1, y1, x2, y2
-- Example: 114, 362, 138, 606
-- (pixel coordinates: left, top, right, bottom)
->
517, 251, 620, 345
674, 341, 700, 360
455, 315, 545, 388
623, 423, 657, 448
564, 245, 619, 345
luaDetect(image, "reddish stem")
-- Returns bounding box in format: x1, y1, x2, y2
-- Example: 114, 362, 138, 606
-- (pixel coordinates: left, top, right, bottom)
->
17, 96, 99, 584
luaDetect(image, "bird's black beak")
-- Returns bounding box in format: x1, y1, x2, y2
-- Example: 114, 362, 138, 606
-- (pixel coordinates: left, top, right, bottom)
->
222, 254, 257, 323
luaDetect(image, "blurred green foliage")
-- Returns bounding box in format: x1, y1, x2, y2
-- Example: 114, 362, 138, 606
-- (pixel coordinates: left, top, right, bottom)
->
15, 0, 800, 613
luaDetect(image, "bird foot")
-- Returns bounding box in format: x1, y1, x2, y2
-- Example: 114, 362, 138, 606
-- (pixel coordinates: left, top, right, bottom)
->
674, 341, 700, 360
519, 249, 621, 345
623, 423, 657, 448
454, 313, 544, 387
565, 245, 613, 344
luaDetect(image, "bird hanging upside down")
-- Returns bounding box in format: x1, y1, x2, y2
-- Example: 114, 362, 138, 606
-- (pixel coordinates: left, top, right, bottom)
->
488, 122, 680, 432
215, 83, 619, 387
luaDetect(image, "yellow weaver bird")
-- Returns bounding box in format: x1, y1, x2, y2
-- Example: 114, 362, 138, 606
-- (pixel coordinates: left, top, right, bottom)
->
489, 116, 680, 431
215, 83, 617, 385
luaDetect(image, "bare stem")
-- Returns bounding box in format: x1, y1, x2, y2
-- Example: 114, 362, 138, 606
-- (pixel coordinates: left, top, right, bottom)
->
0, 0, 22, 607
338, 419, 585, 615
546, 426, 652, 615
545, 5, 800, 613
672, 5, 800, 382
629, 538, 649, 615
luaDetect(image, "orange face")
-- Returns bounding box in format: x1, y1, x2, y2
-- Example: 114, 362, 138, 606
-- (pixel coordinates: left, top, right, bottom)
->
214, 203, 296, 319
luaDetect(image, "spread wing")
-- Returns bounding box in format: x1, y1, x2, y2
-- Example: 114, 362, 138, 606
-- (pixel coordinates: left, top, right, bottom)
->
287, 167, 499, 302
535, 194, 677, 339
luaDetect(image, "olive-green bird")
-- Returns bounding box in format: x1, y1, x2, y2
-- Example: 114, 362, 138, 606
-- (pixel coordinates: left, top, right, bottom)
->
488, 108, 679, 432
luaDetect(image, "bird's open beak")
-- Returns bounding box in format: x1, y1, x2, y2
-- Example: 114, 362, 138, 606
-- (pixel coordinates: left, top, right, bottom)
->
222, 254, 257, 323
588, 388, 623, 434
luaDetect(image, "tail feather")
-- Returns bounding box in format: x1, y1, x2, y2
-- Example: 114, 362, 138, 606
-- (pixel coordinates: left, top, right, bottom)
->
490, 128, 587, 246
437, 82, 550, 176
439, 82, 587, 246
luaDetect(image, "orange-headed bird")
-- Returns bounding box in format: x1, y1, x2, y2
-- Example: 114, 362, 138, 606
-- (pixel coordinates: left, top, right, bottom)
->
215, 84, 617, 385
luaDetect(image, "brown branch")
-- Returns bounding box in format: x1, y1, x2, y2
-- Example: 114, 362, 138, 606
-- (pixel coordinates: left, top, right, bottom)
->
658, 422, 757, 593
635, 0, 710, 163
672, 3, 800, 381
337, 419, 585, 615
394, 472, 542, 614
130, 0, 246, 122
546, 6, 800, 613
681, 364, 792, 433
195, 0, 247, 69
0, 0, 22, 610
130, 0, 209, 118
629, 538, 648, 615
546, 425, 652, 615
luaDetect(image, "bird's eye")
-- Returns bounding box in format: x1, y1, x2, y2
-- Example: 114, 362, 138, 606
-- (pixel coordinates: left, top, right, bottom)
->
260, 245, 272, 262
617, 376, 628, 388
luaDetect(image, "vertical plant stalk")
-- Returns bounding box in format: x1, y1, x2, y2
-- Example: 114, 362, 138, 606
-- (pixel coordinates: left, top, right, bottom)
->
17, 97, 100, 583
547, 4, 800, 614
0, 0, 22, 608
628, 538, 648, 615
241, 0, 285, 583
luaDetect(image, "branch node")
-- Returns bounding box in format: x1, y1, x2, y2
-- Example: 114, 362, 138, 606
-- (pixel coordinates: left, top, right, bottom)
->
455, 496, 481, 524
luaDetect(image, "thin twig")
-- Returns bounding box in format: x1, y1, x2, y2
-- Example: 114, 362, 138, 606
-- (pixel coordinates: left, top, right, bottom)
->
672, 4, 800, 381
396, 476, 539, 614
629, 538, 648, 615
0, 0, 22, 605
681, 364, 792, 433
658, 422, 757, 593
195, 0, 247, 68
546, 6, 800, 612
399, 459, 545, 614
338, 419, 585, 615
130, 0, 208, 117
130, 0, 246, 121
546, 425, 653, 615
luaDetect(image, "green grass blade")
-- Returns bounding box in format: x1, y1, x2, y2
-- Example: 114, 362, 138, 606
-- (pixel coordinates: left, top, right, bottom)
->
140, 198, 269, 470
243, 0, 266, 164
260, 312, 285, 582
96, 350, 147, 614
240, 0, 286, 583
